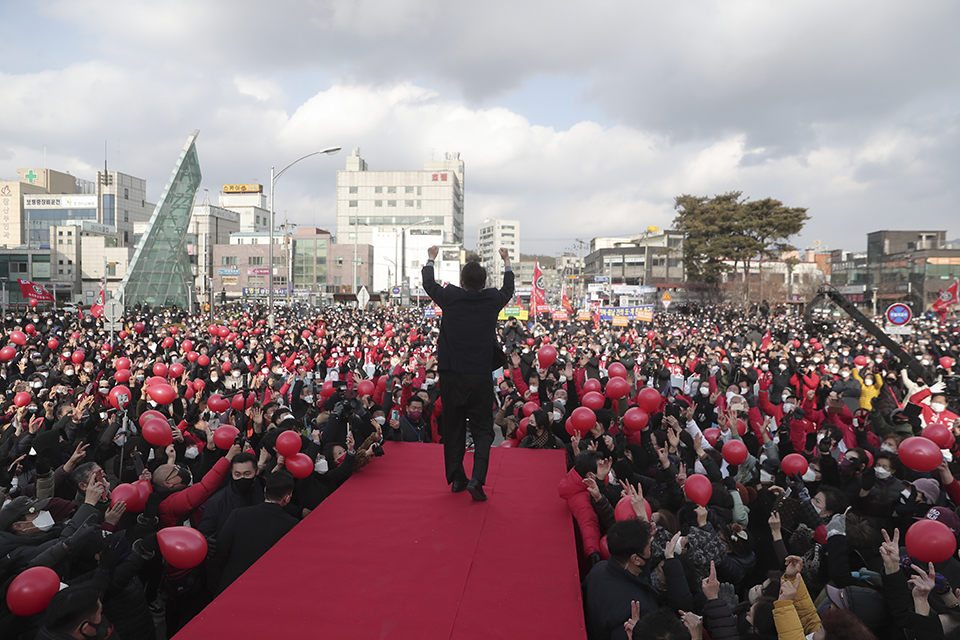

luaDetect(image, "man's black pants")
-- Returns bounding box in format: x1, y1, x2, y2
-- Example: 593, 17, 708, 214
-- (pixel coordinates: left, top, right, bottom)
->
439, 371, 495, 486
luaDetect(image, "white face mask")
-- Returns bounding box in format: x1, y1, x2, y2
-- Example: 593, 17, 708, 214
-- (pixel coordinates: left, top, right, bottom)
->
840, 371, 850, 378
760, 364, 769, 372
783, 403, 795, 414
554, 398, 566, 406
31, 510, 55, 532
700, 386, 710, 395
185, 445, 200, 460
874, 467, 892, 480
725, 391, 735, 401
210, 376, 219, 382
375, 416, 386, 426
931, 402, 945, 413
528, 386, 538, 394
881, 444, 897, 453
759, 469, 774, 484
779, 364, 788, 371
802, 468, 817, 482
553, 411, 563, 421
303, 395, 314, 404
232, 371, 241, 378
314, 457, 328, 474
422, 378, 435, 389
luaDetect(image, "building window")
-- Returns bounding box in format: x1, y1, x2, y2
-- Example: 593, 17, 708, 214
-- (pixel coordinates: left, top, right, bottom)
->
405, 200, 414, 207
417, 200, 421, 209
417, 187, 422, 196
248, 256, 264, 265
375, 200, 383, 207
273, 256, 284, 265
388, 200, 397, 207
58, 239, 63, 245
349, 200, 358, 207
67, 239, 72, 244
349, 186, 358, 194
387, 186, 396, 194
337, 257, 344, 266
67, 230, 72, 236
124, 188, 129, 200
405, 186, 414, 194
123, 211, 129, 222
58, 269, 63, 274
375, 187, 382, 194
221, 256, 238, 265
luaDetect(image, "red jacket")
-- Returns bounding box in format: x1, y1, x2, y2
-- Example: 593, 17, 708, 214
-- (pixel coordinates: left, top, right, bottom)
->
558, 467, 601, 557
158, 456, 231, 527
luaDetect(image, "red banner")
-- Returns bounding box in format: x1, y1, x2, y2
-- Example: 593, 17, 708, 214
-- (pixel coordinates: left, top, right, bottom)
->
17, 279, 53, 302
531, 261, 546, 317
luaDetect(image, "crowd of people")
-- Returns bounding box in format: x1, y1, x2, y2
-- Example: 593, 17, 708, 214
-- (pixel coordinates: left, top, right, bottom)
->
0, 295, 957, 640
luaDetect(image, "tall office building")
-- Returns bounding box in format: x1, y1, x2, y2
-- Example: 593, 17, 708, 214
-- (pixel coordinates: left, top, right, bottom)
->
477, 218, 520, 286
218, 184, 270, 233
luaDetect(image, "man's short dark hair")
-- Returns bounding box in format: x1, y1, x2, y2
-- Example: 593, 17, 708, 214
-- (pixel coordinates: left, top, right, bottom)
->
71, 461, 98, 487
44, 585, 100, 635
574, 450, 606, 479
408, 395, 424, 409
634, 608, 689, 640
817, 485, 848, 514
264, 470, 295, 502
460, 262, 486, 291
231, 452, 257, 468
606, 518, 652, 564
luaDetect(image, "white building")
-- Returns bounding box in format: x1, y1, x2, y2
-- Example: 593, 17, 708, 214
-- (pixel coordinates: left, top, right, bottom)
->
218, 185, 270, 233
477, 218, 520, 286
335, 148, 465, 252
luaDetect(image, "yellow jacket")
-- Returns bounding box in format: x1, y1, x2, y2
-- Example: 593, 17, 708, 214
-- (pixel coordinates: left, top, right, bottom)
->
853, 368, 883, 411
773, 575, 821, 640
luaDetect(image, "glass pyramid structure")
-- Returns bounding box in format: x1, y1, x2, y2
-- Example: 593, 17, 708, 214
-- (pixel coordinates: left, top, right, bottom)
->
119, 130, 201, 311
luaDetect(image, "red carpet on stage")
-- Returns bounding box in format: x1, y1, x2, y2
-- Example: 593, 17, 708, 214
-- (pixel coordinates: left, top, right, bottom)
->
174, 443, 587, 640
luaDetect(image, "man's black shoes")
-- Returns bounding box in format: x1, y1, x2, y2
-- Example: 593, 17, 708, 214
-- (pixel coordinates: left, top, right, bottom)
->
466, 480, 487, 502
451, 480, 469, 494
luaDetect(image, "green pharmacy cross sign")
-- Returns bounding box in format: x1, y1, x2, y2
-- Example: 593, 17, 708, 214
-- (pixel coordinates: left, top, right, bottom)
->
24, 170, 38, 183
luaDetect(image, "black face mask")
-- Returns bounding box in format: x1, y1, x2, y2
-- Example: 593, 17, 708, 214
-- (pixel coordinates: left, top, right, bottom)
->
232, 477, 256, 496
80, 617, 115, 640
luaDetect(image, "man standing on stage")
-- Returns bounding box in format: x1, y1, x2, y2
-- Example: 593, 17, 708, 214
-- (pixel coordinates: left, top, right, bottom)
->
422, 245, 514, 501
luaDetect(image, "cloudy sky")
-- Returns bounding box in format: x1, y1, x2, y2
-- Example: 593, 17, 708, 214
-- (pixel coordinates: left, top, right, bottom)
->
2, 1, 959, 257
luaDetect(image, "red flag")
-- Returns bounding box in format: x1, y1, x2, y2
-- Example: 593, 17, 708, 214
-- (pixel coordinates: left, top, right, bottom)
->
760, 330, 772, 352
932, 280, 959, 313
562, 292, 574, 315
17, 279, 54, 302
91, 289, 105, 318
532, 261, 546, 318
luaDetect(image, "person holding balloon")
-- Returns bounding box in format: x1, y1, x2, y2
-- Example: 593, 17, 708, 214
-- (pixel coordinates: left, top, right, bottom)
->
152, 442, 242, 528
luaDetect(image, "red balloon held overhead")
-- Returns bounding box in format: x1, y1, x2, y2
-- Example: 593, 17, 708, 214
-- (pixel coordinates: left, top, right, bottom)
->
235, 339, 244, 349
47, 338, 59, 350
607, 362, 627, 379
227, 333, 238, 343
109, 385, 131, 410
101, 343, 112, 353
922, 423, 952, 449
582, 391, 605, 410
71, 350, 85, 364
899, 436, 943, 472
722, 440, 748, 466
320, 381, 336, 397
161, 337, 174, 349
146, 376, 166, 387
10, 330, 27, 345
231, 394, 247, 411
14, 392, 31, 407
184, 386, 194, 400
208, 394, 230, 413
647, 330, 655, 341
276, 430, 302, 458
29, 298, 38, 308
302, 330, 312, 339
187, 351, 198, 362
523, 401, 539, 417
606, 377, 629, 399
71, 332, 80, 340
134, 322, 145, 334
906, 518, 957, 563
702, 427, 720, 446
853, 355, 867, 367
218, 326, 230, 338
142, 419, 172, 447
357, 379, 375, 397
213, 425, 240, 450
614, 495, 653, 521
780, 453, 809, 477
169, 326, 178, 335
537, 345, 558, 368
110, 483, 143, 512
208, 324, 218, 336
6, 566, 60, 616
168, 363, 185, 379
515, 418, 528, 442
583, 378, 602, 394
114, 369, 131, 383
285, 452, 314, 479
193, 379, 205, 392
940, 357, 955, 371
197, 355, 210, 367
684, 473, 713, 506
377, 376, 387, 390
153, 362, 168, 378
115, 357, 131, 370
158, 527, 208, 569
0, 346, 16, 361
622, 407, 649, 432
138, 410, 166, 427
221, 361, 231, 373
148, 384, 176, 405
637, 387, 661, 413
181, 340, 194, 352
569, 406, 596, 435
133, 479, 153, 506
118, 330, 128, 339
25, 324, 35, 335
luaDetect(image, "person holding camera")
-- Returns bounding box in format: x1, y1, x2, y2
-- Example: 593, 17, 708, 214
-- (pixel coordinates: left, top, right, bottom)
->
422, 245, 514, 501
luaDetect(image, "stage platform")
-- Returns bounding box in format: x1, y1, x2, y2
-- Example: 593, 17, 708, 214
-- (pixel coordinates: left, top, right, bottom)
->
174, 443, 587, 640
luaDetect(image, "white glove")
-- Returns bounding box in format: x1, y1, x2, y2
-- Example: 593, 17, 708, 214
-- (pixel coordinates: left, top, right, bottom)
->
930, 380, 946, 395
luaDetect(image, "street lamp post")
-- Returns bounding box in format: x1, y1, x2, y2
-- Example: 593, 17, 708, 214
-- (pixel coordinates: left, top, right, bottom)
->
268, 146, 341, 327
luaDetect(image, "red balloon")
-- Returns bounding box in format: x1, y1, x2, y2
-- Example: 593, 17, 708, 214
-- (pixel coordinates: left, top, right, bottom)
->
148, 384, 176, 405
614, 495, 653, 521
158, 526, 208, 569
115, 369, 131, 383
276, 430, 302, 458
377, 376, 387, 390
582, 391, 605, 410
599, 535, 610, 560
184, 386, 195, 400
71, 350, 85, 365
6, 566, 60, 616
153, 362, 168, 378
146, 376, 167, 387
637, 387, 661, 413
525, 338, 535, 346
142, 419, 173, 447
233, 339, 243, 349
922, 423, 952, 449
14, 392, 31, 407
193, 379, 206, 392
537, 345, 558, 368
701, 428, 720, 447
515, 418, 528, 442
161, 337, 174, 349
101, 342, 112, 353
570, 406, 596, 434
71, 332, 80, 340
285, 452, 314, 479
110, 483, 143, 512
906, 519, 957, 563
684, 473, 713, 506
357, 380, 375, 397
221, 361, 232, 373
583, 378, 602, 394
29, 298, 38, 308
25, 324, 35, 335
109, 385, 131, 410
115, 357, 131, 370
853, 355, 867, 367
208, 394, 230, 413
133, 479, 153, 507
608, 362, 627, 379
523, 401, 539, 417
781, 453, 809, 477
9, 330, 27, 345
197, 355, 210, 367
940, 357, 956, 371
47, 338, 59, 350
622, 407, 649, 431
899, 436, 944, 472
735, 419, 747, 437
218, 326, 230, 338
118, 331, 128, 339
169, 326, 179, 335
231, 394, 247, 411
0, 346, 17, 361
138, 410, 166, 427
302, 329, 312, 339
213, 425, 240, 450
722, 440, 748, 466
169, 363, 185, 379
606, 377, 629, 400
134, 322, 145, 334
647, 330, 656, 341
500, 439, 520, 448
320, 381, 336, 397
187, 351, 199, 362
181, 340, 194, 352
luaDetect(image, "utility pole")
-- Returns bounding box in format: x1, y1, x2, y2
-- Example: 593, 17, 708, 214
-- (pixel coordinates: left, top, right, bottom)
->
575, 238, 587, 308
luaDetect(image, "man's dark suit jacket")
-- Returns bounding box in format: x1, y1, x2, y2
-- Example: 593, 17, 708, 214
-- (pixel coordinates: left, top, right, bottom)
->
421, 264, 514, 375
211, 501, 299, 594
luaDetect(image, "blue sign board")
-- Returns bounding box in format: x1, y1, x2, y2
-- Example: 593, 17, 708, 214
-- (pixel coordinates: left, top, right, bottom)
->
218, 268, 239, 275
242, 287, 286, 296
885, 303, 912, 326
